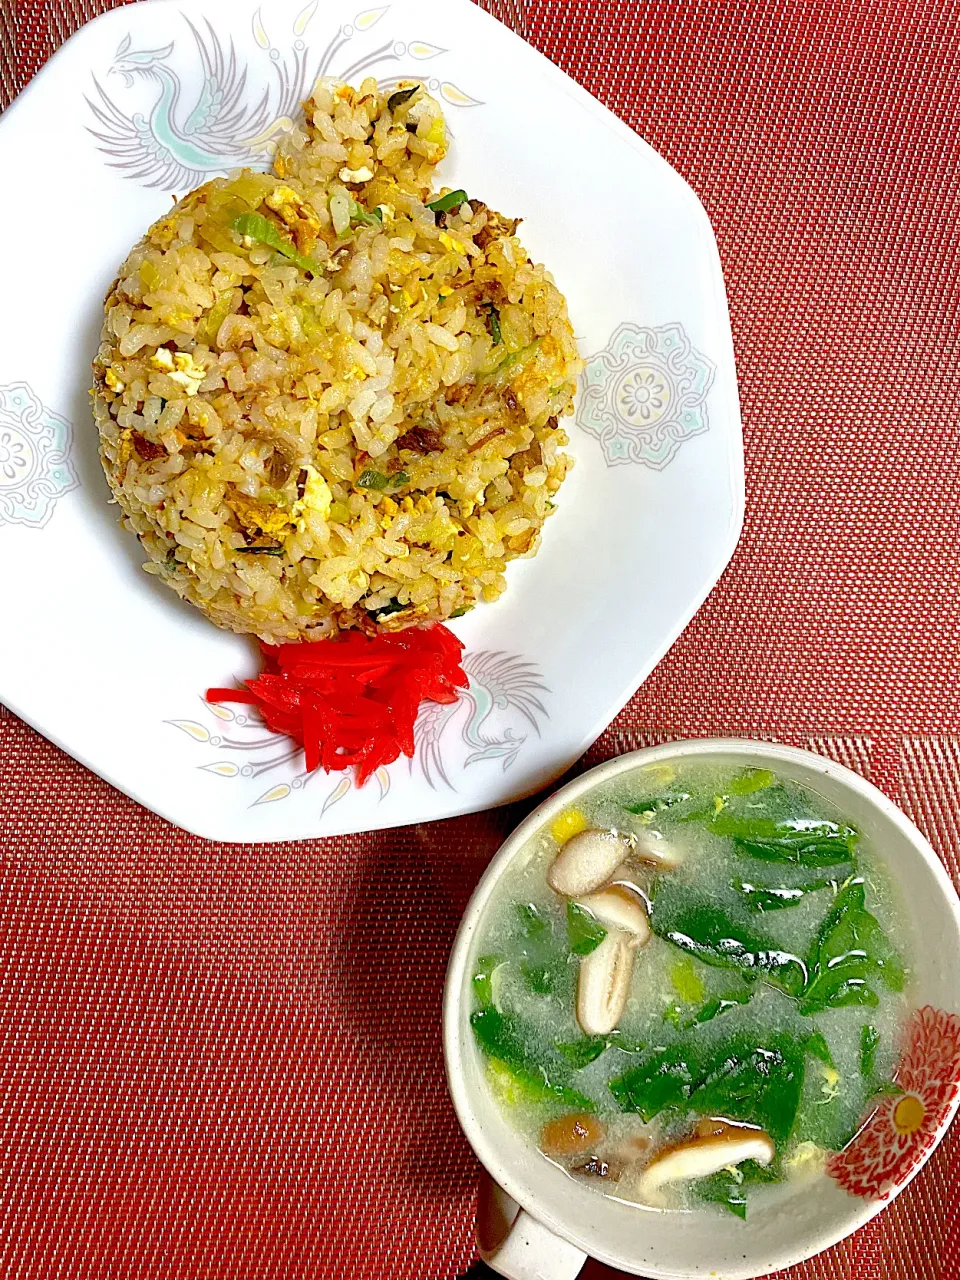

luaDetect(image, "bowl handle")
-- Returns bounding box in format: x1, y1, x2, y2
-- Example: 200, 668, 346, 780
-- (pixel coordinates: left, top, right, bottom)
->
476, 1171, 587, 1279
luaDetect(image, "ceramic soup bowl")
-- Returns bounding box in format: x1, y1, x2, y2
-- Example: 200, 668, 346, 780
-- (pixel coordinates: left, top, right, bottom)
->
443, 739, 960, 1280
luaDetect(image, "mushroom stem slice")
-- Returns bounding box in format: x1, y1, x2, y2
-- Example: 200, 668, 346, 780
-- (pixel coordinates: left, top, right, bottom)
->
634, 834, 683, 870
639, 1128, 776, 1194
576, 928, 635, 1036
548, 829, 632, 897
576, 886, 651, 945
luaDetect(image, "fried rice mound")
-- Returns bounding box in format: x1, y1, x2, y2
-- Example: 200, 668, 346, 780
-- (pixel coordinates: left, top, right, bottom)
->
91, 78, 582, 642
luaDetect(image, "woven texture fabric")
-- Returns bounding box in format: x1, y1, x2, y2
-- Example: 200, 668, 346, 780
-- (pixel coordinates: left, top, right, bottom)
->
2, 0, 960, 1277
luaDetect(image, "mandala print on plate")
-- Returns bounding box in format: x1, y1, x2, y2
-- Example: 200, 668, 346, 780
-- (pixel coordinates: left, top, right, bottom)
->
167, 650, 549, 816
86, 4, 482, 189
0, 383, 78, 529
827, 1005, 960, 1200
577, 322, 715, 469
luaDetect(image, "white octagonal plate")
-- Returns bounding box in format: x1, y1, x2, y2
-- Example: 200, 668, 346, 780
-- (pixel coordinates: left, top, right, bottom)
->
0, 0, 742, 841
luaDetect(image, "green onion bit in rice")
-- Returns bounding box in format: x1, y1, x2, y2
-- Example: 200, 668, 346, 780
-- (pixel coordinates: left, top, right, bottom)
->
232, 211, 323, 276
426, 188, 469, 214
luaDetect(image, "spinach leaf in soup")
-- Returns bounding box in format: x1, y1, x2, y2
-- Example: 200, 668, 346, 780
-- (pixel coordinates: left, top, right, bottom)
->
514, 902, 570, 995
516, 902, 549, 939
650, 899, 808, 997
622, 791, 692, 821
472, 955, 502, 1009
662, 956, 735, 1031
470, 1006, 535, 1070
611, 1031, 811, 1149
487, 1059, 595, 1111
679, 781, 794, 824
804, 1029, 835, 1069
606, 1029, 647, 1054
860, 1024, 882, 1078
735, 863, 856, 912
470, 1008, 595, 1111
566, 901, 607, 956
800, 878, 904, 1014
555, 1036, 609, 1068
695, 1159, 780, 1220
688, 1034, 806, 1147
709, 813, 859, 866
793, 1059, 874, 1153
678, 776, 860, 866
688, 982, 755, 1028
523, 961, 564, 995
696, 1169, 749, 1220
609, 1043, 701, 1121
735, 884, 808, 912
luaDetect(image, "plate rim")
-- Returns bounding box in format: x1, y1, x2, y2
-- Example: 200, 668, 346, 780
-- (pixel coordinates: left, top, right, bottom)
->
0, 0, 744, 842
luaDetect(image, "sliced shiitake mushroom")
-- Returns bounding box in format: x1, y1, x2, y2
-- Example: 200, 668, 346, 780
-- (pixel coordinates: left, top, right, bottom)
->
638, 1126, 775, 1194
540, 1113, 605, 1159
633, 831, 683, 870
575, 885, 650, 945
548, 829, 632, 898
576, 928, 635, 1036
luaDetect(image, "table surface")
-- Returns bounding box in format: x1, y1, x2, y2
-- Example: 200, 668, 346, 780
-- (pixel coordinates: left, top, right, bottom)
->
3, 1, 960, 1277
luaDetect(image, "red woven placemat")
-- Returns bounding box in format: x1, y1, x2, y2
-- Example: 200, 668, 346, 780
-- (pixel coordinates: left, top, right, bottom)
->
3, 1, 960, 1277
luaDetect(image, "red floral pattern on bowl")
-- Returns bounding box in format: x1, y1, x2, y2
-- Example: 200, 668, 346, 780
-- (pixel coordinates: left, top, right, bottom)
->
827, 1006, 960, 1201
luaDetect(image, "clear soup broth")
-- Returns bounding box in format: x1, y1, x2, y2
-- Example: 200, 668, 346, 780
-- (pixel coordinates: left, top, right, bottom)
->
469, 757, 910, 1219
